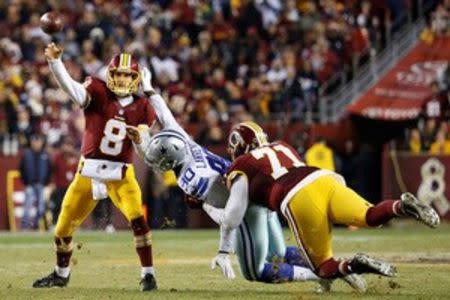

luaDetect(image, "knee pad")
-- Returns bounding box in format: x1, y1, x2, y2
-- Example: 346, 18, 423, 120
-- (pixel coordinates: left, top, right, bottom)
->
259, 262, 294, 283
131, 216, 152, 247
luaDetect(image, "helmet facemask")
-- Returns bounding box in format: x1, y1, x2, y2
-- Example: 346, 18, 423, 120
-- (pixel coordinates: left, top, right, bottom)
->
106, 53, 140, 97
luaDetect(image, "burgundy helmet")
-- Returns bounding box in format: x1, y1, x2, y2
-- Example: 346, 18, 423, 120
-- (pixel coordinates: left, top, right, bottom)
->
228, 121, 268, 160
106, 53, 140, 96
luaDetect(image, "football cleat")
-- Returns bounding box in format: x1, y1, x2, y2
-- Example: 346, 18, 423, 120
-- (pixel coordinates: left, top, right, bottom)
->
342, 274, 367, 293
349, 253, 397, 277
315, 274, 367, 293
315, 279, 332, 293
32, 271, 70, 288
400, 192, 440, 228
140, 273, 157, 291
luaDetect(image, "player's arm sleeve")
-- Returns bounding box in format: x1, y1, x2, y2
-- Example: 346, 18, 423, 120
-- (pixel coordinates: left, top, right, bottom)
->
132, 125, 152, 161
203, 174, 248, 252
48, 58, 88, 107
146, 93, 190, 139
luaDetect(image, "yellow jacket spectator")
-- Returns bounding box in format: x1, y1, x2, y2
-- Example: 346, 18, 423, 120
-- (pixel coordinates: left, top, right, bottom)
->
162, 170, 178, 187
305, 139, 335, 171
429, 131, 450, 155
409, 128, 422, 154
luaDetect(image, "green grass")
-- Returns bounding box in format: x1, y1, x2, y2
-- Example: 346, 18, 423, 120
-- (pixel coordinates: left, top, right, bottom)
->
1, 223, 450, 299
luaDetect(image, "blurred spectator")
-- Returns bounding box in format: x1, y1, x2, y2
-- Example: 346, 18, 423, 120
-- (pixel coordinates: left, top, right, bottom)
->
421, 118, 439, 151
19, 134, 52, 230
421, 81, 449, 123
409, 128, 423, 153
304, 137, 336, 171
429, 127, 450, 154
49, 137, 78, 226
339, 139, 358, 189
0, 89, 18, 152
197, 111, 225, 145
16, 105, 34, 148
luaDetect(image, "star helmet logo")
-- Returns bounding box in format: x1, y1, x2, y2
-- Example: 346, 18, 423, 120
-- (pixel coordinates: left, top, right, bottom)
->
160, 146, 168, 155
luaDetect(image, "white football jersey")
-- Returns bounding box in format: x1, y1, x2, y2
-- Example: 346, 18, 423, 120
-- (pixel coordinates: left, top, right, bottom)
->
177, 141, 230, 206
146, 94, 230, 207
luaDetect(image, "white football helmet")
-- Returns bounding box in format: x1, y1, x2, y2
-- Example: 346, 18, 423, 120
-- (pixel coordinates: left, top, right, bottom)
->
145, 131, 188, 172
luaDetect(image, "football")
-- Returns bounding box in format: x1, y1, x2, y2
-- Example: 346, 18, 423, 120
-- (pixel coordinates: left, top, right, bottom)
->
40, 11, 63, 35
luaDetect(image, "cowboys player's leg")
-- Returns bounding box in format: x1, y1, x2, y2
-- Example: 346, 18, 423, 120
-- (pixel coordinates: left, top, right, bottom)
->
107, 165, 156, 291
235, 205, 318, 283
266, 210, 305, 267
33, 173, 98, 288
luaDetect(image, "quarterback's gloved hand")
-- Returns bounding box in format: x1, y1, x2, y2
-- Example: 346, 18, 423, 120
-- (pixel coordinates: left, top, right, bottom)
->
140, 67, 154, 93
211, 252, 235, 279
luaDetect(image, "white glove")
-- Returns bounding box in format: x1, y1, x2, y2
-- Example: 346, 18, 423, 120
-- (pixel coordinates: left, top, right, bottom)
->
211, 253, 235, 279
140, 67, 154, 93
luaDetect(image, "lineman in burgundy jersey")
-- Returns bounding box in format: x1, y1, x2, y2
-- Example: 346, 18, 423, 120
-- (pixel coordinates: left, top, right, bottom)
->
33, 44, 157, 292
227, 141, 319, 211
82, 77, 155, 163
205, 121, 440, 292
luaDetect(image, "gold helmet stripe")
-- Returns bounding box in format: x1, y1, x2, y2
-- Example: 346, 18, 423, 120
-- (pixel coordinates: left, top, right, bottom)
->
119, 53, 131, 69
241, 121, 268, 145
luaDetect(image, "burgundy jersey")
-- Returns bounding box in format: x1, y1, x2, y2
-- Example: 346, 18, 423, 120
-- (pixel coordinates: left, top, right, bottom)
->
82, 77, 156, 163
421, 92, 449, 121
226, 141, 319, 211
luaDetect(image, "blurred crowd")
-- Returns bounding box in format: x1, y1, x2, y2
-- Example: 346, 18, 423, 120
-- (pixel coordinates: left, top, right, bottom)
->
0, 0, 417, 155
408, 0, 450, 155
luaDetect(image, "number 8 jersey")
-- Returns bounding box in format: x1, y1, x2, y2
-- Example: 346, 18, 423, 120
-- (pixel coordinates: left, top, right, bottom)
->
226, 141, 320, 212
82, 77, 156, 163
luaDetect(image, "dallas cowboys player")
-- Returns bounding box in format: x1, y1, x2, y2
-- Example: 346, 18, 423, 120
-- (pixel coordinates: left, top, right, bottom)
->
126, 67, 366, 291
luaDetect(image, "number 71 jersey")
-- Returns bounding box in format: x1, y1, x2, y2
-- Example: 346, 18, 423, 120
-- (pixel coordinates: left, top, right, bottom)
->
226, 141, 320, 211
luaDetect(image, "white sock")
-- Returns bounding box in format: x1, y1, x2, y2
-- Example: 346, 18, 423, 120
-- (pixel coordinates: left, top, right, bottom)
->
141, 266, 154, 278
55, 265, 70, 278
293, 266, 319, 281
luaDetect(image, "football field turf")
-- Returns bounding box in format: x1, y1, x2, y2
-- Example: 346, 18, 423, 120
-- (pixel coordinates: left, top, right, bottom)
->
1, 223, 450, 300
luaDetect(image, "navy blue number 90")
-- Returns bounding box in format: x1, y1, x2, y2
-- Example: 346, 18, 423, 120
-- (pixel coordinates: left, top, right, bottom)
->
204, 150, 230, 174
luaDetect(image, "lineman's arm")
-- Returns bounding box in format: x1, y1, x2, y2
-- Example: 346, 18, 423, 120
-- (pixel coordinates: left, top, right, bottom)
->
140, 67, 189, 139
45, 43, 88, 107
203, 175, 249, 253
